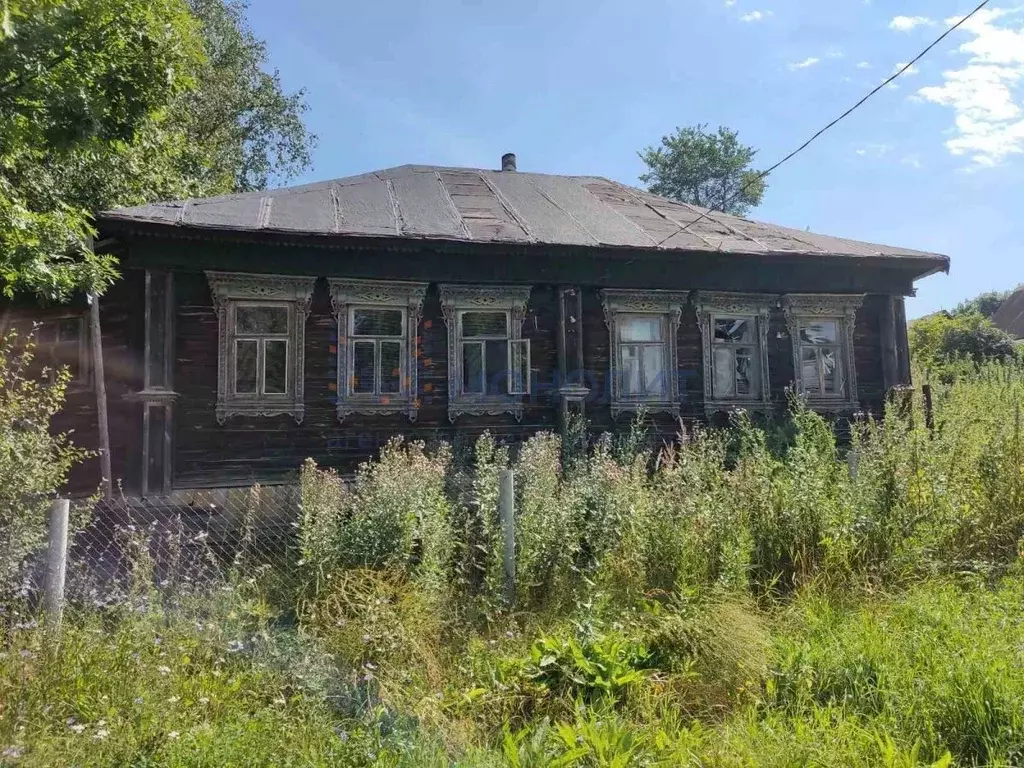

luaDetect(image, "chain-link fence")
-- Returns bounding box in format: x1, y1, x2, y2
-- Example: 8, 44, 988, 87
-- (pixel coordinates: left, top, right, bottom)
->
6, 485, 306, 625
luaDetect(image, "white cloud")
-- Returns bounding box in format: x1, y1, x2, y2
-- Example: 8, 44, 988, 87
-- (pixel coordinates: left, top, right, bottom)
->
856, 61, 872, 69
789, 57, 821, 71
917, 8, 1024, 166
827, 48, 845, 59
854, 143, 893, 158
724, 0, 737, 6
889, 15, 936, 32
893, 61, 920, 76
740, 10, 767, 22
901, 155, 925, 169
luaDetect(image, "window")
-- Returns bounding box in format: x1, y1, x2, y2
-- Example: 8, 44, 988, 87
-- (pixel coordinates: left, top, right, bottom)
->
600, 289, 686, 416
233, 305, 290, 396
695, 292, 771, 413
783, 294, 863, 408
711, 316, 761, 399
440, 284, 532, 421
329, 279, 427, 421
207, 272, 316, 424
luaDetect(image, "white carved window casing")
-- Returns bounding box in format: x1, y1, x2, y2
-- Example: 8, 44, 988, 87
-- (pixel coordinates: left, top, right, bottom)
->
328, 279, 428, 422
694, 292, 772, 413
783, 294, 863, 409
206, 272, 316, 424
600, 289, 686, 416
440, 284, 532, 422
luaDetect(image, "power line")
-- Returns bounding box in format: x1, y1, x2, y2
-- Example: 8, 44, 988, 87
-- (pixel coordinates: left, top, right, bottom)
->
675, 0, 993, 236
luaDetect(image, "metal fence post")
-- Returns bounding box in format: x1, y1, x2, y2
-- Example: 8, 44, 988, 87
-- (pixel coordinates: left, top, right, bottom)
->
499, 469, 515, 606
43, 498, 70, 630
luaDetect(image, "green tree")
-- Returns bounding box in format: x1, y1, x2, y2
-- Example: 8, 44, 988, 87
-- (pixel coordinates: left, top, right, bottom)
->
952, 288, 1018, 319
909, 311, 1019, 376
0, 0, 315, 301
639, 124, 766, 216
0, 0, 205, 299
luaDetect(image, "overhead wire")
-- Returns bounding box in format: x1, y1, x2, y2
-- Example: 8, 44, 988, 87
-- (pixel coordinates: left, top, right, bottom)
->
674, 0, 994, 236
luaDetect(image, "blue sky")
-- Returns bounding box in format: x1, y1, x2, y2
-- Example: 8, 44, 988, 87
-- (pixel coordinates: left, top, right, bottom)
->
244, 0, 1023, 318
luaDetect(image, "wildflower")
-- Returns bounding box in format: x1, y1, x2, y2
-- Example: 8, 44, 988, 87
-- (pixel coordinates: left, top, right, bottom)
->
198, 697, 209, 705
69, 724, 86, 735
18, 650, 33, 659
157, 666, 171, 675
334, 727, 349, 743
167, 731, 180, 740
133, 698, 144, 705
273, 697, 286, 705
93, 730, 109, 741
1, 745, 24, 759
226, 640, 244, 653
167, 696, 180, 704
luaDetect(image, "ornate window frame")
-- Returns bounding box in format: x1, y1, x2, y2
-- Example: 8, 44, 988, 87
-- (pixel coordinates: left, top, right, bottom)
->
206, 271, 315, 424
328, 279, 428, 422
600, 289, 686, 417
440, 283, 532, 422
783, 294, 863, 410
694, 291, 772, 414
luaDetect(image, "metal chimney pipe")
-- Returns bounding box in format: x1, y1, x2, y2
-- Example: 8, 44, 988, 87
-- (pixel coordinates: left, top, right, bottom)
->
501, 153, 517, 172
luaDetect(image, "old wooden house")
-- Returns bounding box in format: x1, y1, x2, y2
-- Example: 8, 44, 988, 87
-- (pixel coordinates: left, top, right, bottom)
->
3, 156, 948, 496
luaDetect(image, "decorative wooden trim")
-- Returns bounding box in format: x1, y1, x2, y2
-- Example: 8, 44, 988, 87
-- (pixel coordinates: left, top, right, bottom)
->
206, 272, 315, 424
783, 293, 863, 410
600, 289, 687, 417
694, 291, 773, 415
439, 284, 532, 422
328, 279, 428, 422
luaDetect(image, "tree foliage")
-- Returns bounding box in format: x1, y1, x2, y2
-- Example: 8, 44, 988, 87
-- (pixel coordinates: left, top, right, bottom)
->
0, 0, 204, 299
0, 0, 315, 301
952, 287, 1017, 319
909, 311, 1019, 377
639, 124, 767, 217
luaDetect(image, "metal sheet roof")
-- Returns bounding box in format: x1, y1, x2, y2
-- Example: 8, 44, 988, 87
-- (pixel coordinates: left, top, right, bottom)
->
97, 164, 949, 265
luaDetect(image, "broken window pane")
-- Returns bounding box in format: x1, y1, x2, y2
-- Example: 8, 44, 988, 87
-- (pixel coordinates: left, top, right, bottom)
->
715, 317, 754, 343
713, 346, 736, 398
801, 346, 821, 393
735, 349, 757, 396
800, 321, 837, 345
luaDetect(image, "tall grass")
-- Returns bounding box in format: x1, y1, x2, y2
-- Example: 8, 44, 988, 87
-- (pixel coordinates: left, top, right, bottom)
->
5, 364, 1024, 765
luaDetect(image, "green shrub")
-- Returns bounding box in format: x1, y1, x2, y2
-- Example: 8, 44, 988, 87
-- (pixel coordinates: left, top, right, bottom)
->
0, 331, 89, 596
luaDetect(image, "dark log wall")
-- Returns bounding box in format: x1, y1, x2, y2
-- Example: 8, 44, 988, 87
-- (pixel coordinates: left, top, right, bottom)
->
2, 233, 913, 492
172, 273, 563, 487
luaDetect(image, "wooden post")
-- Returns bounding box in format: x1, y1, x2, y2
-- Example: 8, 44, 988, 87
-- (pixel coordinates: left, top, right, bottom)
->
847, 449, 860, 481
880, 296, 899, 393
88, 292, 113, 498
43, 498, 70, 630
499, 469, 515, 606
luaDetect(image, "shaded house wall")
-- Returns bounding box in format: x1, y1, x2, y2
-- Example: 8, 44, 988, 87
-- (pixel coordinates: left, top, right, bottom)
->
1, 235, 915, 496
